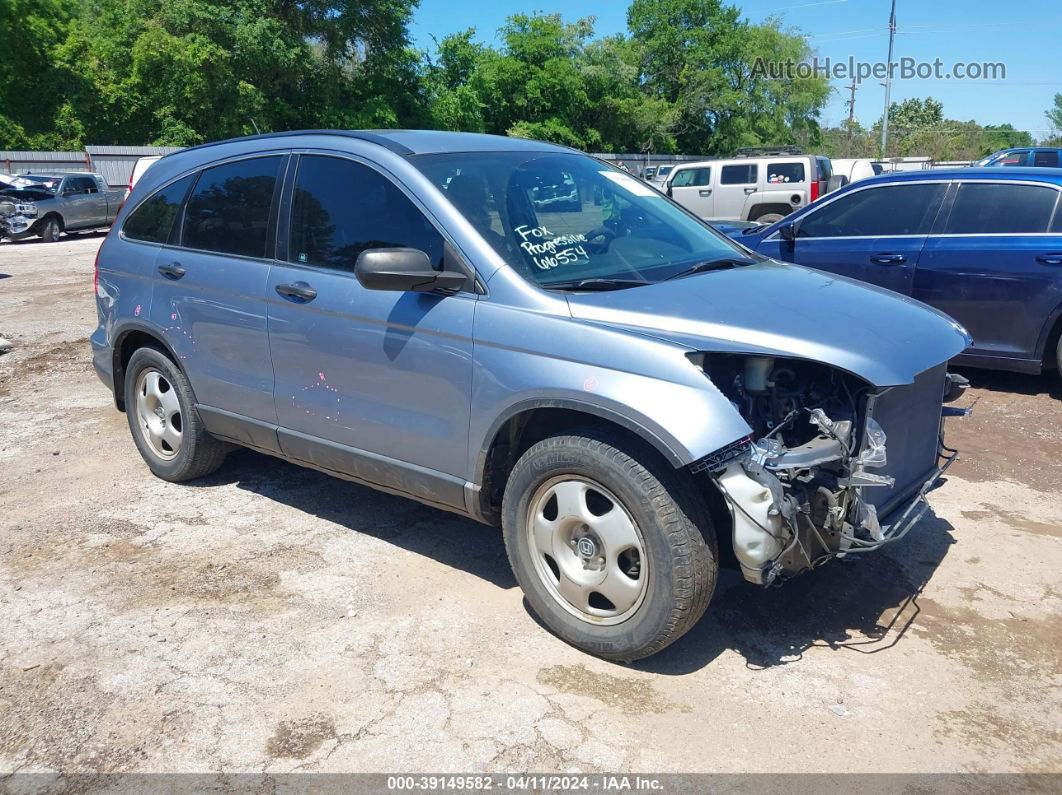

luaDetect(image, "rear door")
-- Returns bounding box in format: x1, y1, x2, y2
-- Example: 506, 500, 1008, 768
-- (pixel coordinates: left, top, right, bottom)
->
266, 152, 476, 508
149, 153, 286, 435
716, 163, 758, 220
668, 166, 713, 218
913, 180, 1062, 363
763, 181, 948, 295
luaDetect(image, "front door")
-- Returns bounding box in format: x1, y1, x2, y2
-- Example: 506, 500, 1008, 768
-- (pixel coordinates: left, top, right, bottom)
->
266, 153, 476, 509
914, 180, 1062, 362
668, 166, 713, 218
764, 181, 948, 296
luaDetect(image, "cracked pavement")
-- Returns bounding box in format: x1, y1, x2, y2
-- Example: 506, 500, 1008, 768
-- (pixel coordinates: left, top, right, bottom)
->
1, 236, 1060, 774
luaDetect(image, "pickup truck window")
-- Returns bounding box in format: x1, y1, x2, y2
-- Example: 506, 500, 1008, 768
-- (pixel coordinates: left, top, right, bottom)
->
1033, 151, 1060, 168
412, 151, 752, 289
288, 155, 445, 272
946, 183, 1058, 234
181, 156, 282, 258
124, 174, 195, 244
797, 183, 946, 238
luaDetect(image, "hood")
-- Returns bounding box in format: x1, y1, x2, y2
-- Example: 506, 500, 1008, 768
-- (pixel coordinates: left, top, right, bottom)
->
565, 260, 970, 387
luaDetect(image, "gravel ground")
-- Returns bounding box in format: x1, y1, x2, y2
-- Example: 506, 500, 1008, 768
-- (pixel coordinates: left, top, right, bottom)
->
1, 235, 1060, 775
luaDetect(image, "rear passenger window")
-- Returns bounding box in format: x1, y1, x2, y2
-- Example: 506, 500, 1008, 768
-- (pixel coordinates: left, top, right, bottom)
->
181, 156, 282, 258
289, 155, 445, 272
946, 183, 1058, 234
721, 164, 757, 185
1033, 151, 1060, 168
797, 183, 946, 238
123, 174, 195, 244
767, 163, 804, 184
671, 168, 711, 187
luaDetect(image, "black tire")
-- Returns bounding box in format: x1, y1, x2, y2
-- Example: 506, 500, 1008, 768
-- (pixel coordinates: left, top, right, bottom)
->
501, 431, 717, 662
753, 212, 785, 224
38, 216, 61, 243
124, 347, 228, 481
1056, 334, 1062, 374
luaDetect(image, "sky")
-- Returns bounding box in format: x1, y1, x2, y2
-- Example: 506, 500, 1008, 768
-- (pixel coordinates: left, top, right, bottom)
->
409, 0, 1062, 139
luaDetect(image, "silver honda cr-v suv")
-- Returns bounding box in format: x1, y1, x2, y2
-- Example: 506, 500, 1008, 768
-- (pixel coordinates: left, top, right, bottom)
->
92, 130, 970, 661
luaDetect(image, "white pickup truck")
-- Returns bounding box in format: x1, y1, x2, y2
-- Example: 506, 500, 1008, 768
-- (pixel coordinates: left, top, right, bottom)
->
0, 172, 124, 242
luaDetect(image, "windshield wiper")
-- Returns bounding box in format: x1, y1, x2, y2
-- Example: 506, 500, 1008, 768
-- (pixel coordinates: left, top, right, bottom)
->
540, 277, 649, 292
662, 257, 756, 282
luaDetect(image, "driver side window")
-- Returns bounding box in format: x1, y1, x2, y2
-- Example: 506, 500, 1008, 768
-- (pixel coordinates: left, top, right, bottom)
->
796, 183, 946, 238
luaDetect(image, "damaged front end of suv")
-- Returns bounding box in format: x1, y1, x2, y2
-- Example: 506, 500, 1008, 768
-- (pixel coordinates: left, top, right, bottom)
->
693, 353, 968, 586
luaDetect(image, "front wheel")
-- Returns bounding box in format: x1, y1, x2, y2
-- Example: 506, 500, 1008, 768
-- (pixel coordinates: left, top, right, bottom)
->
38, 217, 61, 242
502, 432, 717, 662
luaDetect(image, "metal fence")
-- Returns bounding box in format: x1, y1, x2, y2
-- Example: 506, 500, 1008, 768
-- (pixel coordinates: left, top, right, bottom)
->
0, 146, 181, 187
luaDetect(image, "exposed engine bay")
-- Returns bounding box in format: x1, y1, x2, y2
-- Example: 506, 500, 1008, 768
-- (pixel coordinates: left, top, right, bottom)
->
695, 353, 961, 586
0, 190, 42, 239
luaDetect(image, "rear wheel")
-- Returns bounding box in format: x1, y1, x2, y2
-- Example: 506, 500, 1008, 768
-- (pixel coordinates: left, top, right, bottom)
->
502, 432, 717, 662
754, 212, 785, 224
124, 347, 228, 481
38, 217, 60, 243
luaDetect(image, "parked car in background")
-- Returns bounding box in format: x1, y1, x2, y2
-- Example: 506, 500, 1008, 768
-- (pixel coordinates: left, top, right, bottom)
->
93, 129, 968, 661
830, 158, 877, 184
0, 172, 123, 242
649, 164, 674, 186
665, 151, 838, 224
731, 168, 1062, 375
975, 147, 1062, 168
126, 155, 162, 198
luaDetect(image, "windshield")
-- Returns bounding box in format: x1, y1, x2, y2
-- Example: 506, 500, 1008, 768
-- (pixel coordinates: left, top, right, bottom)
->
412, 151, 754, 289
16, 176, 59, 192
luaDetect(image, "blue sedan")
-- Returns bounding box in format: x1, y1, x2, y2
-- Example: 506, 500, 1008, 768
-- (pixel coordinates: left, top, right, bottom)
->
730, 168, 1062, 375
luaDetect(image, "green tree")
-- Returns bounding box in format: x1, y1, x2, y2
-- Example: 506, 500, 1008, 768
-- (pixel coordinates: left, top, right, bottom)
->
627, 0, 829, 154
1046, 93, 1062, 134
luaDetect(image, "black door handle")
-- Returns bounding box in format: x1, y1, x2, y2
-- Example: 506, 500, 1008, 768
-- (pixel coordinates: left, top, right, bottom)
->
275, 281, 317, 301
157, 262, 186, 279
870, 253, 906, 265
1037, 254, 1062, 266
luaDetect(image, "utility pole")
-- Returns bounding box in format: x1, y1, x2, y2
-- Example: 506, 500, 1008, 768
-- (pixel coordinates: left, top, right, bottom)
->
844, 78, 858, 156
879, 0, 897, 159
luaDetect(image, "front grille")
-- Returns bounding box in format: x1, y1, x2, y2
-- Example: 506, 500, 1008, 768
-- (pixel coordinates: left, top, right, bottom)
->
863, 363, 947, 519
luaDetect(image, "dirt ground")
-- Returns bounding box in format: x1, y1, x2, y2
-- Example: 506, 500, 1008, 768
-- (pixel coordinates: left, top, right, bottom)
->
1, 235, 1060, 776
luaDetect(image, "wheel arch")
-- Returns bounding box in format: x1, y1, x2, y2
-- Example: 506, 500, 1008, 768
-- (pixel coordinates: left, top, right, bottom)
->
747, 202, 794, 222
1037, 301, 1062, 370
474, 399, 691, 525
110, 323, 186, 411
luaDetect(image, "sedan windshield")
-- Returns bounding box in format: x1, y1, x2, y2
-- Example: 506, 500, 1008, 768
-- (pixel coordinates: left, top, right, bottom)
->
411, 151, 757, 289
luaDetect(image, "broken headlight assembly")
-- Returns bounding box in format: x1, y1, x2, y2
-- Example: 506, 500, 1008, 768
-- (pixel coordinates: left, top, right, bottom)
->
689, 353, 960, 586
0, 196, 38, 238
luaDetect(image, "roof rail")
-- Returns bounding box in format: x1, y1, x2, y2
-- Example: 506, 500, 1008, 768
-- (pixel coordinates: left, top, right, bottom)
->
734, 146, 804, 157
160, 130, 415, 160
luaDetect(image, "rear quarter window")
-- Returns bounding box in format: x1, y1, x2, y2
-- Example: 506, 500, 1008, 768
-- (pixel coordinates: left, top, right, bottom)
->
946, 182, 1059, 234
123, 174, 195, 244
767, 163, 805, 184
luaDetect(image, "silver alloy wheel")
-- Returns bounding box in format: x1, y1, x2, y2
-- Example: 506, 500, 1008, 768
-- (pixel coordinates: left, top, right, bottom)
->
134, 368, 182, 460
526, 476, 649, 625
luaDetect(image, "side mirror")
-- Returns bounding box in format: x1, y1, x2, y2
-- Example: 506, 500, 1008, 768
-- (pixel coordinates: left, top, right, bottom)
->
355, 248, 467, 293
779, 221, 797, 242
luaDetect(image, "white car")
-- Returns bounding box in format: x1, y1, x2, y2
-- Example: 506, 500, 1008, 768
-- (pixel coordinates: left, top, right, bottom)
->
665, 153, 835, 223
125, 155, 162, 199
830, 158, 878, 184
